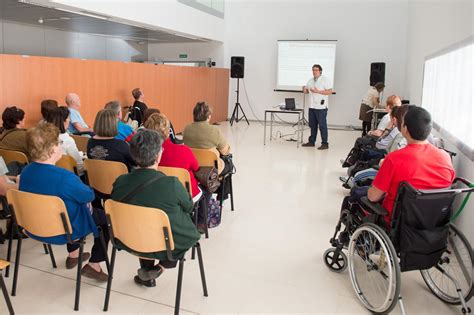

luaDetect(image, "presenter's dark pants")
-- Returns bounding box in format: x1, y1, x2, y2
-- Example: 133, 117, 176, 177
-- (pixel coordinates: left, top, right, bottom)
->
308, 108, 328, 145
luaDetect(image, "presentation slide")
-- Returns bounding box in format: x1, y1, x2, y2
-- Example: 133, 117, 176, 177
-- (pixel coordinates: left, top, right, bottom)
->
422, 39, 473, 151
277, 40, 337, 91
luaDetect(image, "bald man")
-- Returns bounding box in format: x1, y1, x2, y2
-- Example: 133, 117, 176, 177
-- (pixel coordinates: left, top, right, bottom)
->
65, 93, 93, 134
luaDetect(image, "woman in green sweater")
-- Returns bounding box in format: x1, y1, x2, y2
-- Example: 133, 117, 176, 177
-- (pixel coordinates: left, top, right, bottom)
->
111, 129, 200, 287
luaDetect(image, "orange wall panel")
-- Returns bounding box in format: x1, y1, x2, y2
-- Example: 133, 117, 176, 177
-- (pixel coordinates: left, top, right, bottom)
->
0, 54, 229, 132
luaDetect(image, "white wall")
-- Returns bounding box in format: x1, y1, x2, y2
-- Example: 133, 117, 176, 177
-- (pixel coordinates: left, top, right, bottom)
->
148, 42, 224, 67
46, 0, 225, 42
405, 0, 474, 243
224, 0, 409, 126
0, 20, 148, 62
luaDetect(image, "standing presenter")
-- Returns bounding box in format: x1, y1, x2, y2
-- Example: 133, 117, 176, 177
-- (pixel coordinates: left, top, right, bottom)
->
302, 64, 333, 150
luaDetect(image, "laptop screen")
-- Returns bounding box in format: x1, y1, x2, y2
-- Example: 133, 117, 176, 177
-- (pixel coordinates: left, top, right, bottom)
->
285, 98, 296, 110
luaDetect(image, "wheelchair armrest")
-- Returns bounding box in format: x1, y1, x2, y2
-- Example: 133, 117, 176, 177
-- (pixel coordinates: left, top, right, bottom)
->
360, 197, 388, 216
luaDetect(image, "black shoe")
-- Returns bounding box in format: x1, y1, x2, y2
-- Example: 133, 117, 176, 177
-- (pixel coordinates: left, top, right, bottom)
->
317, 144, 329, 150
134, 275, 156, 287
302, 142, 315, 147
137, 265, 163, 281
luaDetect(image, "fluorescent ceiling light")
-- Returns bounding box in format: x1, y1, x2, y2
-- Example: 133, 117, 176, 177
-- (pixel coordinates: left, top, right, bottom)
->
53, 7, 111, 20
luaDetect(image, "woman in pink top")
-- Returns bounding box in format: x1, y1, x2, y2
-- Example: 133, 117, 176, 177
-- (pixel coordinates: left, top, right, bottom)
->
144, 113, 202, 202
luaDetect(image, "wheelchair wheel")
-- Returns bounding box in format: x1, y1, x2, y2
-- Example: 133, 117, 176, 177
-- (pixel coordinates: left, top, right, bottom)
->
348, 223, 401, 314
323, 248, 347, 273
421, 224, 473, 305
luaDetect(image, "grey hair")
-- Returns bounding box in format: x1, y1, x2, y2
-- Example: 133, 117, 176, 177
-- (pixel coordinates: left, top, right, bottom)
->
130, 129, 163, 167
104, 101, 121, 116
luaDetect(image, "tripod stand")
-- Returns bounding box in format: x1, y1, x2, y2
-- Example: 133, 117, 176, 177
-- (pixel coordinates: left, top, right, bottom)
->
230, 78, 249, 126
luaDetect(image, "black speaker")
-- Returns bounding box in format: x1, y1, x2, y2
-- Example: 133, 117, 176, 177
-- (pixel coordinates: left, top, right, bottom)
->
370, 62, 385, 85
231, 56, 245, 78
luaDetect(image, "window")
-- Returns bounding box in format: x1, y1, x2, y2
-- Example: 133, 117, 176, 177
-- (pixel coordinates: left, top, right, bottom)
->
178, 0, 224, 18
421, 37, 473, 160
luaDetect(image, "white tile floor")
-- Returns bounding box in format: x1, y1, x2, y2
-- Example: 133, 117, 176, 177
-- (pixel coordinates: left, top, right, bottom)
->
0, 122, 464, 314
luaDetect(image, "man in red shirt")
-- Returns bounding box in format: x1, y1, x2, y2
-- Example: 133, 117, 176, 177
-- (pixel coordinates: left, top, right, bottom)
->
368, 106, 455, 222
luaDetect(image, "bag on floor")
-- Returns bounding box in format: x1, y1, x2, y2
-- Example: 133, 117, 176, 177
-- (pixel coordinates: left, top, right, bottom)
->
207, 197, 222, 228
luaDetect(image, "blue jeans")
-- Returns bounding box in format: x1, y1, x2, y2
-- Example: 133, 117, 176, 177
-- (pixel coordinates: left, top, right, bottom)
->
308, 108, 328, 145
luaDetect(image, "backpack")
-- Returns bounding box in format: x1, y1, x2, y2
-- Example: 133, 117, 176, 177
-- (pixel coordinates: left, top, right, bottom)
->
207, 197, 222, 228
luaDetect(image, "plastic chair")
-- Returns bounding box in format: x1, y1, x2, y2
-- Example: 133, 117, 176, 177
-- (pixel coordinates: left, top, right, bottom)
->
70, 135, 89, 153
56, 155, 79, 175
191, 148, 234, 211
6, 189, 86, 311
0, 259, 14, 314
0, 149, 28, 165
103, 199, 208, 315
83, 159, 128, 196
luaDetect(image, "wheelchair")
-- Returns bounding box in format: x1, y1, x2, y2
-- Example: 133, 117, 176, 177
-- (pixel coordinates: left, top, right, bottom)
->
324, 178, 474, 314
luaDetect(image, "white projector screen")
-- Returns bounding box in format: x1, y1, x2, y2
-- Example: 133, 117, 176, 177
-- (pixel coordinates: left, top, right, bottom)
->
277, 40, 337, 91
421, 37, 473, 159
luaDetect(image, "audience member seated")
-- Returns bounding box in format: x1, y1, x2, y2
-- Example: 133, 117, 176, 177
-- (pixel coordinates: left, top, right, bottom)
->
19, 123, 109, 281
183, 101, 231, 175
144, 113, 202, 202
110, 129, 200, 287
104, 101, 134, 142
46, 106, 84, 173
347, 106, 455, 225
367, 95, 402, 137
131, 88, 148, 126
65, 93, 93, 135
87, 109, 135, 171
143, 108, 182, 144
39, 99, 58, 124
0, 157, 18, 195
0, 106, 28, 155
359, 82, 385, 136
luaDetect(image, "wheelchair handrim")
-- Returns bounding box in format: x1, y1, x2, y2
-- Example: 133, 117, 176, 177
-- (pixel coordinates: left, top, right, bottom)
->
420, 224, 473, 304
348, 224, 400, 313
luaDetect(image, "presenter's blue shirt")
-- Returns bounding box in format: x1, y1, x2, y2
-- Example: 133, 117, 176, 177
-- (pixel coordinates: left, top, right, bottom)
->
116, 121, 134, 141
19, 162, 98, 244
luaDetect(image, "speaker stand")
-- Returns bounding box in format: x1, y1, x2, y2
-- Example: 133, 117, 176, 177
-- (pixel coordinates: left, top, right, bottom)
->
230, 78, 249, 126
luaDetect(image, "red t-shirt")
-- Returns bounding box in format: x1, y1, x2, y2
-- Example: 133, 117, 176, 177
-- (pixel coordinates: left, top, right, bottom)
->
159, 138, 200, 198
373, 143, 455, 220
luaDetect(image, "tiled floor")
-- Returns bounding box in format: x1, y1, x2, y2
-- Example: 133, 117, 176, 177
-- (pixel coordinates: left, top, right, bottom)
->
0, 122, 464, 314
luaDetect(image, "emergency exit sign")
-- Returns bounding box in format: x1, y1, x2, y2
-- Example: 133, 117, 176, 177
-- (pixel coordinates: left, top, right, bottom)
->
179, 54, 188, 59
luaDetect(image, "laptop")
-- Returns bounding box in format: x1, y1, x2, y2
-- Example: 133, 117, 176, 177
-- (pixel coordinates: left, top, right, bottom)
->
280, 98, 296, 110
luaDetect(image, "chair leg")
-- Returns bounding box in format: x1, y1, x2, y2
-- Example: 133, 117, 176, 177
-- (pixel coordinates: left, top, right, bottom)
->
98, 228, 110, 273
73, 240, 84, 311
103, 247, 116, 312
11, 233, 22, 296
0, 274, 14, 315
219, 177, 226, 207
174, 259, 185, 315
229, 175, 234, 211
5, 222, 14, 278
47, 244, 57, 268
43, 244, 49, 255
202, 198, 209, 239
195, 243, 208, 297
191, 247, 195, 260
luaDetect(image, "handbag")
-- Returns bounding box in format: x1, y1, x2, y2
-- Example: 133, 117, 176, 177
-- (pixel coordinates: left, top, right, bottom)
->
194, 167, 220, 193
207, 197, 222, 228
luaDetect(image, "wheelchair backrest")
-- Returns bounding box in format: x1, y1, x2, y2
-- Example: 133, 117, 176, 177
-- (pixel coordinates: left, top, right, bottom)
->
391, 182, 456, 272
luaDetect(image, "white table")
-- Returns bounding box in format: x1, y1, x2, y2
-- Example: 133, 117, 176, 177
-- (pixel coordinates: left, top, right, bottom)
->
372, 108, 388, 130
263, 108, 304, 148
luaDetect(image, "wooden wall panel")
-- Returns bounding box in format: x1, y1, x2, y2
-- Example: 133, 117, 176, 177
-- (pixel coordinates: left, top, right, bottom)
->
0, 54, 229, 132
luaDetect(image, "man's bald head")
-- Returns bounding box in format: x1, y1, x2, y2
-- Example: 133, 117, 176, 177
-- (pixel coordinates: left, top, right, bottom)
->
65, 93, 81, 109
386, 95, 401, 110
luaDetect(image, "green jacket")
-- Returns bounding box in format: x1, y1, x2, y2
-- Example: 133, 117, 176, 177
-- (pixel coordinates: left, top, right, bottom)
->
110, 168, 200, 260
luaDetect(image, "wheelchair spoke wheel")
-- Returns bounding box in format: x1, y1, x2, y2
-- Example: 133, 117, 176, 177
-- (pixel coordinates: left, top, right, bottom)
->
348, 223, 400, 314
324, 248, 347, 273
421, 224, 473, 305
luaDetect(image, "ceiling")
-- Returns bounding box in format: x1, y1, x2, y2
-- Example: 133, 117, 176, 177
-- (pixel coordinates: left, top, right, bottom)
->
0, 0, 203, 43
